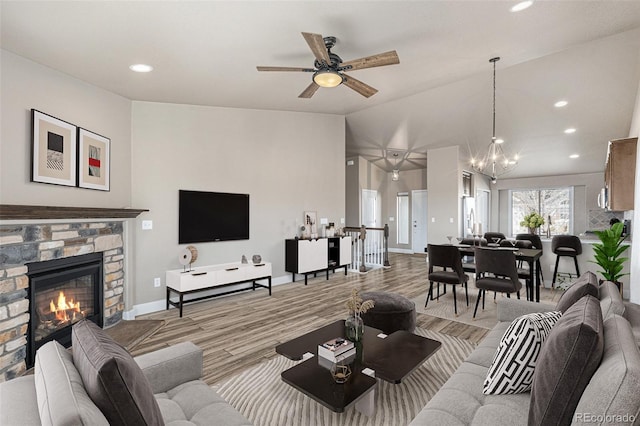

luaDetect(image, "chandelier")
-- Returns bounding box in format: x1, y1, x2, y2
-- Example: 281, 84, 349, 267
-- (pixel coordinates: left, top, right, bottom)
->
392, 152, 400, 181
470, 57, 518, 183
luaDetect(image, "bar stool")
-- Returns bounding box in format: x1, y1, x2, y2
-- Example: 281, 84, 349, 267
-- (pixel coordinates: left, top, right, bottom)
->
551, 235, 582, 286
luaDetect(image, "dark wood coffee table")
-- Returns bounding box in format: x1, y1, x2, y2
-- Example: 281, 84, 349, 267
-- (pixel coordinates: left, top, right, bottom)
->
275, 320, 441, 413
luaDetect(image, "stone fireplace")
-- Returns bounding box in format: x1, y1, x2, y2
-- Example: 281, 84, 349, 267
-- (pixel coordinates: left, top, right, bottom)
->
0, 207, 142, 382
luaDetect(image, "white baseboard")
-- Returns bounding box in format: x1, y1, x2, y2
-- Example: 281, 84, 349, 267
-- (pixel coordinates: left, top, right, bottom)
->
389, 248, 415, 254
128, 274, 293, 318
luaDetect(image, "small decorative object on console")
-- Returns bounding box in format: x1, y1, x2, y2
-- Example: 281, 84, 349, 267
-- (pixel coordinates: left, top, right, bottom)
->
252, 254, 262, 264
178, 245, 198, 272
241, 255, 248, 264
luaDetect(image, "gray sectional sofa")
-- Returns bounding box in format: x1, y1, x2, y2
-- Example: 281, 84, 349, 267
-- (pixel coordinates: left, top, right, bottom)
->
409, 273, 640, 426
0, 320, 251, 426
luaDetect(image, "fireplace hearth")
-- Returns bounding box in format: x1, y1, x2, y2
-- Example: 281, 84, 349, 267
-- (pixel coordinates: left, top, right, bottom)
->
26, 252, 104, 366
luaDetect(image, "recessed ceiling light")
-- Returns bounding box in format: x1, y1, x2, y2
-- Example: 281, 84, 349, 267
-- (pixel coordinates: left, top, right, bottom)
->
564, 128, 576, 134
569, 154, 580, 159
554, 100, 568, 108
511, 1, 533, 12
129, 64, 153, 73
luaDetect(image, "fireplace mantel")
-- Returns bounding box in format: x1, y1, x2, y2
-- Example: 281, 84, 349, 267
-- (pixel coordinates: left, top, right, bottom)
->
0, 204, 148, 220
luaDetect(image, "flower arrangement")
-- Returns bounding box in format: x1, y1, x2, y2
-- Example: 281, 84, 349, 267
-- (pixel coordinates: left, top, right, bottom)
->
345, 288, 375, 317
520, 212, 545, 231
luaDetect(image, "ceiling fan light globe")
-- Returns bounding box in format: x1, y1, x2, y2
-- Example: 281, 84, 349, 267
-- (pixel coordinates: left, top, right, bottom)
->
313, 70, 343, 88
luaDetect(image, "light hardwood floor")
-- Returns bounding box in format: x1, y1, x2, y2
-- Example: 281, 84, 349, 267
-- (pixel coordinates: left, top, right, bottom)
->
133, 253, 489, 385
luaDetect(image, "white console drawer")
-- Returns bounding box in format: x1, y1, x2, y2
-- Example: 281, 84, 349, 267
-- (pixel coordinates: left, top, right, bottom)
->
215, 266, 247, 285
167, 270, 215, 292
339, 236, 352, 265
297, 239, 328, 273
248, 263, 272, 279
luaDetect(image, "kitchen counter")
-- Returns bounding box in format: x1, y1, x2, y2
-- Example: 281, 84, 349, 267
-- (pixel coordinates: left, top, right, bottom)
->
534, 238, 632, 300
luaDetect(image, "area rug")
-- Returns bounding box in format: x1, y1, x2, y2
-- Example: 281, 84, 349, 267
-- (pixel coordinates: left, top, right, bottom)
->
214, 328, 475, 426
411, 285, 560, 330
105, 319, 165, 351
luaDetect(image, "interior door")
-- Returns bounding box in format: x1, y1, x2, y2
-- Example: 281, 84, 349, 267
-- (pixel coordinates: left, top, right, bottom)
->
412, 190, 428, 253
476, 189, 490, 236
361, 189, 380, 227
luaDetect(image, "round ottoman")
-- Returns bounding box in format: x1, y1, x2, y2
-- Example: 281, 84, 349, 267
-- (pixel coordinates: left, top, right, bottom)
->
360, 291, 416, 334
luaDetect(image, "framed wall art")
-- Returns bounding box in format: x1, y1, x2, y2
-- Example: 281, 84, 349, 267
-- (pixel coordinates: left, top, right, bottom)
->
78, 128, 110, 191
31, 109, 77, 187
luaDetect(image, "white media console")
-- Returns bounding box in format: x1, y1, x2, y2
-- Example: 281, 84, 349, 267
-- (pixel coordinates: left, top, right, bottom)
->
166, 261, 272, 317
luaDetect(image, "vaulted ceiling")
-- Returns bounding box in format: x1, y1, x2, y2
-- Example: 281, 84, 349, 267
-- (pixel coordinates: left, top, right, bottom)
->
2, 1, 640, 178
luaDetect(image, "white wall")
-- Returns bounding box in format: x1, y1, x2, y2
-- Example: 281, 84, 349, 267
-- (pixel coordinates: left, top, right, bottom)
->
0, 50, 132, 207
427, 146, 460, 244
131, 102, 345, 306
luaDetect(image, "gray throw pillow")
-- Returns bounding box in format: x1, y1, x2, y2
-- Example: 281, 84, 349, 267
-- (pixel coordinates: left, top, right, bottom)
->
72, 320, 165, 426
529, 295, 604, 426
555, 271, 599, 313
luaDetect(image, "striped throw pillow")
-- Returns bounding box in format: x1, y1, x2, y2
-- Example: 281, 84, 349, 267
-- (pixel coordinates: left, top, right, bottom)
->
483, 311, 562, 394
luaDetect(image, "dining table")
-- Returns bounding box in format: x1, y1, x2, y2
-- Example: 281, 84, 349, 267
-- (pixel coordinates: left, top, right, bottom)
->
455, 245, 543, 302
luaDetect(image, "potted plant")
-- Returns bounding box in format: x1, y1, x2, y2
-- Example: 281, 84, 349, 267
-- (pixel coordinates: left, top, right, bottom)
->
591, 222, 629, 289
520, 212, 545, 234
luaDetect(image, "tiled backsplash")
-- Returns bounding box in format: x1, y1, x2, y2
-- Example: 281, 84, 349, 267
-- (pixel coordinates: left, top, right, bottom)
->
588, 209, 624, 231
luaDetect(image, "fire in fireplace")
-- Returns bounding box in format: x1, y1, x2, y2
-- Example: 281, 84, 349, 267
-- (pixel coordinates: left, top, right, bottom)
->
26, 252, 104, 367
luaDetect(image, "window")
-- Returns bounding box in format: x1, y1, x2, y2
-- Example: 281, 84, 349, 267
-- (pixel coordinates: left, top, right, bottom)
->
397, 192, 409, 244
510, 188, 573, 236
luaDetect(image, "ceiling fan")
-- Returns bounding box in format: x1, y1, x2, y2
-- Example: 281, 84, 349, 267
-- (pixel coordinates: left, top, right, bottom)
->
256, 32, 400, 99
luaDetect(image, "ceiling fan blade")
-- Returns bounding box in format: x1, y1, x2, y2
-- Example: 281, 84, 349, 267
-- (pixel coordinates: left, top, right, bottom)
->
302, 32, 331, 65
298, 82, 320, 98
342, 75, 378, 98
341, 50, 400, 71
256, 66, 314, 72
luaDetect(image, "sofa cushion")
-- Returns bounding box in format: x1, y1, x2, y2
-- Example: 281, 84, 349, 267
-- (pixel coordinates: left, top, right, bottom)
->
483, 311, 562, 394
555, 271, 598, 313
155, 380, 252, 426
72, 320, 164, 426
0, 375, 42, 425
599, 280, 625, 321
529, 295, 604, 426
574, 314, 640, 423
34, 340, 109, 426
409, 361, 529, 426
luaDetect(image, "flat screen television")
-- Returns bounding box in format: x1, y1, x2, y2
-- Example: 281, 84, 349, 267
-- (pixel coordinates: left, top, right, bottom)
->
179, 190, 250, 244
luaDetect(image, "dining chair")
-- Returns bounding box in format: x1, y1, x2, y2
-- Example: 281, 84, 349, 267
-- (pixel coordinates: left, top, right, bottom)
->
472, 247, 522, 318
484, 232, 506, 245
426, 244, 469, 316
498, 239, 532, 249
516, 233, 545, 287
459, 237, 487, 273
497, 239, 534, 299
551, 235, 583, 286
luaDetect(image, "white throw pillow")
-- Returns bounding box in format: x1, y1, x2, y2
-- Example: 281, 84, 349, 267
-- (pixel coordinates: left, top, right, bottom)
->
483, 310, 562, 395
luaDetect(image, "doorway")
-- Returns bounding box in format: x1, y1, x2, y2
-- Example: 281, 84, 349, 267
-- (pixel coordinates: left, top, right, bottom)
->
476, 189, 490, 236
412, 190, 428, 253
361, 189, 380, 227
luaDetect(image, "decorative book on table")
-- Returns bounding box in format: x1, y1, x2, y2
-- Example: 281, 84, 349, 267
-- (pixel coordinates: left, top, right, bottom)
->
318, 337, 355, 361
318, 350, 356, 370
